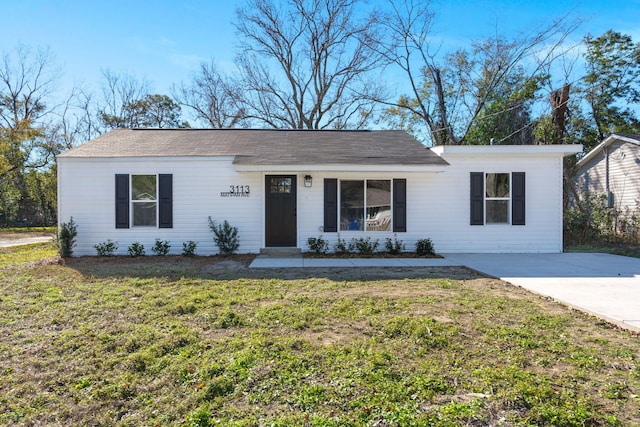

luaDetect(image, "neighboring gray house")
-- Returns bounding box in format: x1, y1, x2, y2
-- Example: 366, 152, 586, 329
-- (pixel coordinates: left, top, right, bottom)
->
575, 133, 640, 215
57, 128, 581, 256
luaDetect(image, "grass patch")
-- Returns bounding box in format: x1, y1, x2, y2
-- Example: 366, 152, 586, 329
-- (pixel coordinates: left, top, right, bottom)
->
0, 242, 58, 266
566, 243, 640, 259
0, 243, 639, 425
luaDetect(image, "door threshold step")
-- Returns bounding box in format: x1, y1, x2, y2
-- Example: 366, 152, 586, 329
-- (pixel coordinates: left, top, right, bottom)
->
260, 247, 302, 257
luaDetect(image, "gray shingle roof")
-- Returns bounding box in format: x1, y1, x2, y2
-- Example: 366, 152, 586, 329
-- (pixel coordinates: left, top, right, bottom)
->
58, 128, 449, 166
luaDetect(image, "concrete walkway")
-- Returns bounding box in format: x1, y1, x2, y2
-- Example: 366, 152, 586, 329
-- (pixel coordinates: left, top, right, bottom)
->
250, 253, 640, 332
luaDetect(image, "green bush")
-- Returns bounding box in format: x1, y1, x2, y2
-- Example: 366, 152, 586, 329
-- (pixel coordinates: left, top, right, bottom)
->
415, 238, 435, 256
565, 193, 613, 245
151, 239, 171, 256
208, 218, 239, 255
350, 237, 379, 255
307, 236, 329, 254
563, 192, 640, 246
333, 233, 349, 254
55, 217, 77, 257
385, 234, 405, 255
128, 242, 145, 257
94, 240, 118, 256
617, 206, 640, 242
182, 240, 197, 257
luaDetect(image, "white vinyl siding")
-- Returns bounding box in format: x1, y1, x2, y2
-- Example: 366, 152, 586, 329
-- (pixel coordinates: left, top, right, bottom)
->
575, 140, 640, 214
58, 157, 263, 256
426, 154, 563, 253
58, 147, 571, 256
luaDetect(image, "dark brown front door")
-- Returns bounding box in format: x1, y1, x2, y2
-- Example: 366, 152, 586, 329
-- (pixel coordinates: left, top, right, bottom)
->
265, 175, 297, 247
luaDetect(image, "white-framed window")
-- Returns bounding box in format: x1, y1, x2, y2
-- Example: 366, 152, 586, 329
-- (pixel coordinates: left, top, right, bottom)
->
471, 172, 524, 226
485, 173, 510, 224
340, 179, 392, 231
131, 174, 157, 226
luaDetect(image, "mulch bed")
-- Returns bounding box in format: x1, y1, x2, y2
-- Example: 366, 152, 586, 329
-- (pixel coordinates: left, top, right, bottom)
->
303, 252, 442, 258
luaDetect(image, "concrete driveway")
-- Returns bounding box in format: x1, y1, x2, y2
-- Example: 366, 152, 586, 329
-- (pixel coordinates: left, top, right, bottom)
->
445, 253, 640, 332
0, 236, 52, 248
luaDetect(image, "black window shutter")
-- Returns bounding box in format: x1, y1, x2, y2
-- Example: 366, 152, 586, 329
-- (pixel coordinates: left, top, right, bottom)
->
393, 179, 407, 232
470, 172, 484, 225
323, 179, 338, 232
115, 174, 129, 229
512, 172, 525, 225
158, 174, 173, 228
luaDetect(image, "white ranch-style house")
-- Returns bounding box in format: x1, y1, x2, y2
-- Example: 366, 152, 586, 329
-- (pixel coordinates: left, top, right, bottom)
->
57, 129, 582, 256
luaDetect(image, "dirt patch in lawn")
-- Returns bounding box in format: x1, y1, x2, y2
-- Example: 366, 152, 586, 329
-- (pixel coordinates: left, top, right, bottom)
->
62, 253, 478, 282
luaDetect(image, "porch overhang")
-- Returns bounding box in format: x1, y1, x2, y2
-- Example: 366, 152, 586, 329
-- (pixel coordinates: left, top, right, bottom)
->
232, 163, 448, 173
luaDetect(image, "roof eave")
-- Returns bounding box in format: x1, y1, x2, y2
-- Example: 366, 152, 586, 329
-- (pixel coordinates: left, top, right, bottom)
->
577, 134, 640, 167
431, 144, 583, 157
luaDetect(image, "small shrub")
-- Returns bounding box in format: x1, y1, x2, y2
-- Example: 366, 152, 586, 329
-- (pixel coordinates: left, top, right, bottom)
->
333, 233, 349, 254
307, 236, 329, 254
188, 408, 212, 427
416, 238, 435, 256
55, 217, 77, 257
385, 234, 405, 255
351, 237, 379, 255
214, 310, 243, 329
208, 217, 239, 255
128, 242, 145, 257
94, 240, 118, 256
203, 377, 234, 400
182, 240, 197, 257
151, 239, 171, 256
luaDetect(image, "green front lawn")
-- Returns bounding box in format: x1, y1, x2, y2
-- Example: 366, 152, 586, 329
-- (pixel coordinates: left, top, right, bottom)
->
1, 243, 638, 426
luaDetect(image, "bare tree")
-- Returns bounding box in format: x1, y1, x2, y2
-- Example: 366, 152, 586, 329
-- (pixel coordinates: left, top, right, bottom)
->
175, 61, 245, 128
122, 94, 187, 128
49, 88, 99, 150
0, 45, 63, 226
378, 0, 579, 145
0, 45, 59, 174
234, 0, 384, 129
97, 69, 150, 131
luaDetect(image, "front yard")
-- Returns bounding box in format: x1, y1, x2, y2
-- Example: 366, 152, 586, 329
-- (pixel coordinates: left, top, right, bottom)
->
1, 242, 639, 426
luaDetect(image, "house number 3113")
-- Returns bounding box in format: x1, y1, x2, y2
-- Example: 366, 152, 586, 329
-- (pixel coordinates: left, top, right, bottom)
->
230, 185, 250, 195
220, 185, 250, 197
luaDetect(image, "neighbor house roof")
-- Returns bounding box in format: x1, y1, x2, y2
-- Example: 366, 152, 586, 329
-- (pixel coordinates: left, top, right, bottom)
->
577, 133, 640, 167
58, 128, 449, 168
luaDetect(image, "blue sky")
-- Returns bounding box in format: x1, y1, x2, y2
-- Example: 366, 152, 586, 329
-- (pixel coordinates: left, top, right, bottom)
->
1, 0, 639, 106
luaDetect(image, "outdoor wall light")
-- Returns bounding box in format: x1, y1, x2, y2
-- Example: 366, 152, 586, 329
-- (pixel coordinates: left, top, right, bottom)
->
304, 175, 313, 187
